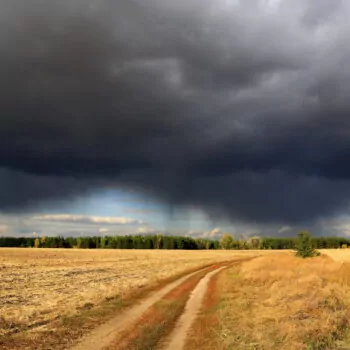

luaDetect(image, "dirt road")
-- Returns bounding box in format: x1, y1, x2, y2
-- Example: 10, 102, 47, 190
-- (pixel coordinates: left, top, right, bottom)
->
70, 264, 228, 350
160, 266, 226, 350
70, 265, 212, 350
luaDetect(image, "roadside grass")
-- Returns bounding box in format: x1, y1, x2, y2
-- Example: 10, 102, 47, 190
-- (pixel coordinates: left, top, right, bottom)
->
184, 261, 231, 350
186, 253, 350, 350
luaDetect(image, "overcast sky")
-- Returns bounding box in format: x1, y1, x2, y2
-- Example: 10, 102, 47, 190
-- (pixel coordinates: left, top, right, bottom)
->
2, 0, 350, 238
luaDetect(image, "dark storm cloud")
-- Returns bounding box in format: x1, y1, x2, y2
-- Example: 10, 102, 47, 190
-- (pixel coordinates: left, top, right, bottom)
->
2, 0, 350, 224
0, 167, 94, 212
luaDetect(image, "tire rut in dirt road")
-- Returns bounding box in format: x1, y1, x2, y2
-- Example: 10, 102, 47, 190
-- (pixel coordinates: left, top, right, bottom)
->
69, 266, 210, 350
160, 266, 226, 350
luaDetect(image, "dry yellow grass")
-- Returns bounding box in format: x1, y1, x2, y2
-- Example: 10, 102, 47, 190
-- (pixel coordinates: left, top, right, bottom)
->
0, 248, 260, 339
187, 251, 350, 349
321, 249, 350, 262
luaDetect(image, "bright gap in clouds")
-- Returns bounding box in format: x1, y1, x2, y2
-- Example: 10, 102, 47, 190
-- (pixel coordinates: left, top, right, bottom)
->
2, 188, 350, 239
0, 189, 222, 238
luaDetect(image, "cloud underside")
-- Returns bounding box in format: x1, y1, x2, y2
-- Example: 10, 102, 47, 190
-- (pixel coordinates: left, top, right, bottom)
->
0, 214, 146, 237
1, 0, 350, 225
30, 214, 142, 225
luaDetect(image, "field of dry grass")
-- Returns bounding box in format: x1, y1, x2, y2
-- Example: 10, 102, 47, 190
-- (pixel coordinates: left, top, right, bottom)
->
5, 248, 349, 350
321, 249, 350, 262
186, 251, 350, 350
0, 248, 260, 340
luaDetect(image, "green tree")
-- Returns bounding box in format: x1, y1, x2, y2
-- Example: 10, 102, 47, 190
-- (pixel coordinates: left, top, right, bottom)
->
40, 236, 47, 247
76, 238, 82, 249
100, 237, 107, 249
295, 231, 320, 258
220, 234, 234, 249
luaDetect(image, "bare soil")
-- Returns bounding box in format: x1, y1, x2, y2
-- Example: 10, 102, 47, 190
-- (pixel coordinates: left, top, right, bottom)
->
161, 266, 226, 350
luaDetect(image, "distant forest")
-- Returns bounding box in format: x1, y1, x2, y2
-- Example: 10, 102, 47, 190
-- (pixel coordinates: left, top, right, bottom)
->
1, 234, 350, 250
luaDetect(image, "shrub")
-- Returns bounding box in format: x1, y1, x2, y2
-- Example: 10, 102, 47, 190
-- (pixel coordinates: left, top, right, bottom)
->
295, 231, 320, 258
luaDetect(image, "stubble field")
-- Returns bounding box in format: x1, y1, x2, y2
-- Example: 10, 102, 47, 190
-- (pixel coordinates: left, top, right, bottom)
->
0, 248, 259, 340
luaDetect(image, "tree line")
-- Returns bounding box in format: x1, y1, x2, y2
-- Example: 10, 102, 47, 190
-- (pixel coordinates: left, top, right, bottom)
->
220, 235, 350, 250
0, 235, 219, 250
0, 233, 350, 250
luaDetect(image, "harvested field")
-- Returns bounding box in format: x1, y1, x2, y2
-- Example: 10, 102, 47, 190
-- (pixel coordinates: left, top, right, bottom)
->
0, 248, 260, 341
5, 248, 337, 350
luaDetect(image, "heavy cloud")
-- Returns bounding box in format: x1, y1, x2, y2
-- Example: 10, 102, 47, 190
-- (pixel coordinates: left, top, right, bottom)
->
1, 0, 350, 224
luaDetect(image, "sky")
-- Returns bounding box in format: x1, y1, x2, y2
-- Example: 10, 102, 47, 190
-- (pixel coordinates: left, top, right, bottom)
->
2, 0, 350, 238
